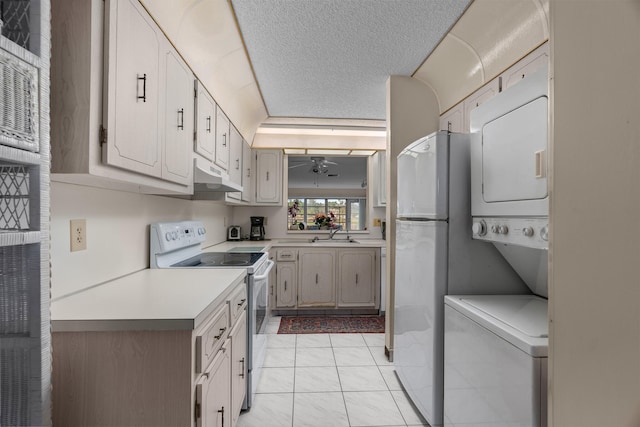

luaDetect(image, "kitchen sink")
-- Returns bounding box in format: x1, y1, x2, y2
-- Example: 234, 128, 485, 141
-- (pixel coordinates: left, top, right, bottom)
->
311, 239, 360, 244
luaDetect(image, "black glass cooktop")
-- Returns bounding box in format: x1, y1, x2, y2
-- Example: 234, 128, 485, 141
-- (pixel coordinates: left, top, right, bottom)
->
171, 252, 264, 267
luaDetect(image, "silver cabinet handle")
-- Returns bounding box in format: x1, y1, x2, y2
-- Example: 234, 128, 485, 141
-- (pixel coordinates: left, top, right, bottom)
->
237, 298, 246, 307
356, 273, 359, 284
284, 280, 287, 291
247, 167, 251, 178
206, 116, 211, 133
177, 108, 184, 130
315, 273, 318, 284
236, 158, 240, 170
218, 406, 225, 427
240, 357, 245, 378
223, 132, 227, 147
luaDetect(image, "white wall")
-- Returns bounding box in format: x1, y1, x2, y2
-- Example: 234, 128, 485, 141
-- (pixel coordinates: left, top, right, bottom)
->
50, 182, 233, 299
385, 76, 440, 356
549, 1, 640, 425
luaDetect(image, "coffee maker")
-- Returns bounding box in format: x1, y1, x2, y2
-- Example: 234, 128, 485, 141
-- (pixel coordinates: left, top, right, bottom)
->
250, 216, 265, 240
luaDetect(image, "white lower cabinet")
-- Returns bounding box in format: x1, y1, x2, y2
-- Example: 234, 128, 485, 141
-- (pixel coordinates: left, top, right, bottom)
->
196, 339, 231, 427
230, 311, 247, 427
337, 249, 378, 308
276, 263, 297, 308
298, 249, 336, 308
52, 280, 247, 427
275, 247, 380, 311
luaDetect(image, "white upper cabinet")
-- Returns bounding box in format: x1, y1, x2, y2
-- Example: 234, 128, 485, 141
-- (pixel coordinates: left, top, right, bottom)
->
51, 0, 193, 194
372, 151, 386, 207
215, 107, 230, 171
254, 150, 282, 205
501, 43, 549, 91
463, 79, 500, 133
163, 48, 194, 185
195, 80, 216, 162
228, 126, 243, 188
439, 104, 464, 133
103, 0, 163, 177
241, 141, 253, 203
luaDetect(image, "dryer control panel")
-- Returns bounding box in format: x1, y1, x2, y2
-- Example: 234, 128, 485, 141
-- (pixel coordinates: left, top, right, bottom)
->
472, 217, 548, 250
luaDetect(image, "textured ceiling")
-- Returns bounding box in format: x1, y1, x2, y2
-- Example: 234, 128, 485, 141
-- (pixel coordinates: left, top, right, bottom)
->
231, 0, 472, 121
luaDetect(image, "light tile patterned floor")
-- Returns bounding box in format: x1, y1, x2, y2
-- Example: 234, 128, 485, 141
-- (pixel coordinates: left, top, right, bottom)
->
238, 316, 429, 427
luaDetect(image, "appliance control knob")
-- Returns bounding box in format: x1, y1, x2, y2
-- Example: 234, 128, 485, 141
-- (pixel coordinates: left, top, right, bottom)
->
540, 225, 549, 241
491, 225, 499, 234
172, 231, 178, 240
165, 232, 171, 241
499, 225, 509, 234
472, 220, 487, 236
523, 227, 534, 237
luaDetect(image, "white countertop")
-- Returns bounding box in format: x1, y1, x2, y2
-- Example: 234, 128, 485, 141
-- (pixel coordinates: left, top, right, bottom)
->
208, 238, 386, 251
51, 268, 247, 332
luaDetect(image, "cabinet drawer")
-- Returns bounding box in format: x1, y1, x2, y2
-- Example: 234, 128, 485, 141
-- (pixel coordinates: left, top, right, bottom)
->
196, 306, 229, 373
276, 248, 297, 262
228, 283, 247, 325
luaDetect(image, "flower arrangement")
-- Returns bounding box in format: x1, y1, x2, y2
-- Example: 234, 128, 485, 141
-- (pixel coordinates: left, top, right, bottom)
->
288, 200, 300, 223
314, 211, 335, 228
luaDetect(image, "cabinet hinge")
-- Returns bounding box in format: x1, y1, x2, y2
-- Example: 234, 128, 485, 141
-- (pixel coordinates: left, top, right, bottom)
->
194, 402, 201, 420
99, 125, 107, 146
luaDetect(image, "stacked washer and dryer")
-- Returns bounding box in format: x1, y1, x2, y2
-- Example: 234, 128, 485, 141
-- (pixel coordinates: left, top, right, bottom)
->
443, 67, 550, 427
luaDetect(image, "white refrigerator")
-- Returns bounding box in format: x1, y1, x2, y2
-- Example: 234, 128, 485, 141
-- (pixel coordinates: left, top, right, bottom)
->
393, 132, 527, 426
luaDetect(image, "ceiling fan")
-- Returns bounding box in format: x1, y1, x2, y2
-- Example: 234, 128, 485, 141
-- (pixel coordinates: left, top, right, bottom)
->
288, 156, 338, 175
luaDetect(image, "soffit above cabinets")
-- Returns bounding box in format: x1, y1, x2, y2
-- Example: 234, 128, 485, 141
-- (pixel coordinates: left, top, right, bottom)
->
414, 0, 550, 114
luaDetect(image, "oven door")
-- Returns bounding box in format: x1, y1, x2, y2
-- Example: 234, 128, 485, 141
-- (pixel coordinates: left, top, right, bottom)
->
245, 258, 274, 409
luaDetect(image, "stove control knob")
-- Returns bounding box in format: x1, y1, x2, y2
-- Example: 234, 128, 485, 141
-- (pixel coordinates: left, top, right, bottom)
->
540, 225, 549, 241
499, 225, 509, 235
472, 220, 487, 236
165, 232, 171, 241
490, 225, 499, 234
523, 227, 534, 237
199, 227, 206, 235
172, 231, 178, 240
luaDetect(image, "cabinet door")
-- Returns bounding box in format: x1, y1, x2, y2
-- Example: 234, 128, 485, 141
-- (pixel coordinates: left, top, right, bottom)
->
373, 151, 386, 207
338, 249, 377, 308
103, 0, 162, 177
501, 42, 549, 90
195, 81, 216, 162
241, 141, 253, 202
226, 126, 243, 200
195, 340, 231, 427
255, 150, 282, 204
439, 104, 464, 133
463, 79, 499, 133
276, 262, 297, 308
163, 46, 193, 185
298, 250, 335, 307
230, 311, 247, 427
215, 107, 230, 171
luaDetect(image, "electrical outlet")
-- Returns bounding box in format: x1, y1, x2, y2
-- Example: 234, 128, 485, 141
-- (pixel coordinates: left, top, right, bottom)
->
373, 218, 382, 227
70, 219, 87, 252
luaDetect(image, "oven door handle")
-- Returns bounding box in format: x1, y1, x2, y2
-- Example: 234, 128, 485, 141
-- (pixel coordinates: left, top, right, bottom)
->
253, 260, 275, 281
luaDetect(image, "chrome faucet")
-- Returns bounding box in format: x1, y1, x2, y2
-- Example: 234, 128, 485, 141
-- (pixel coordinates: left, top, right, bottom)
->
329, 228, 340, 239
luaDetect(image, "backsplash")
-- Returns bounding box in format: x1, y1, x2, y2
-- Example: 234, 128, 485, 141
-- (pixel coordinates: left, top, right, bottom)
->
50, 182, 233, 299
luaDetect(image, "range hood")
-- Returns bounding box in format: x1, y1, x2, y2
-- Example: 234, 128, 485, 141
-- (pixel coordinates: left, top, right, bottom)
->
193, 157, 242, 192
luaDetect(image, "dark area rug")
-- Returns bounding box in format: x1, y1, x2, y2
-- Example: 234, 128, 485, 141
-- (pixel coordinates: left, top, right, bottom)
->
278, 315, 385, 334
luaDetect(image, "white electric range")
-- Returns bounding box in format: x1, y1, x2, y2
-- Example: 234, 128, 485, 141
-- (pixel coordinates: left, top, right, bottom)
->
150, 220, 273, 410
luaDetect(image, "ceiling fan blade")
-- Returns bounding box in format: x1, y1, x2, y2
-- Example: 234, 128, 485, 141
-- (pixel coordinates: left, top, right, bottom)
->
322, 160, 338, 166
288, 163, 309, 169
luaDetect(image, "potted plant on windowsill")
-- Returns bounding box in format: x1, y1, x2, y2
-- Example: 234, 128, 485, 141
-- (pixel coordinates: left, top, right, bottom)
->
314, 212, 336, 230
288, 199, 303, 230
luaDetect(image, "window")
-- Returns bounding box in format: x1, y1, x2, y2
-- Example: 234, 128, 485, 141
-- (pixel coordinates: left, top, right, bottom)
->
288, 198, 367, 231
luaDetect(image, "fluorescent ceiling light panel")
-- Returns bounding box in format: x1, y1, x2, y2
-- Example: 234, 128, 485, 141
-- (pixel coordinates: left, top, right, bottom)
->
283, 149, 306, 154
306, 149, 351, 155
349, 150, 377, 156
